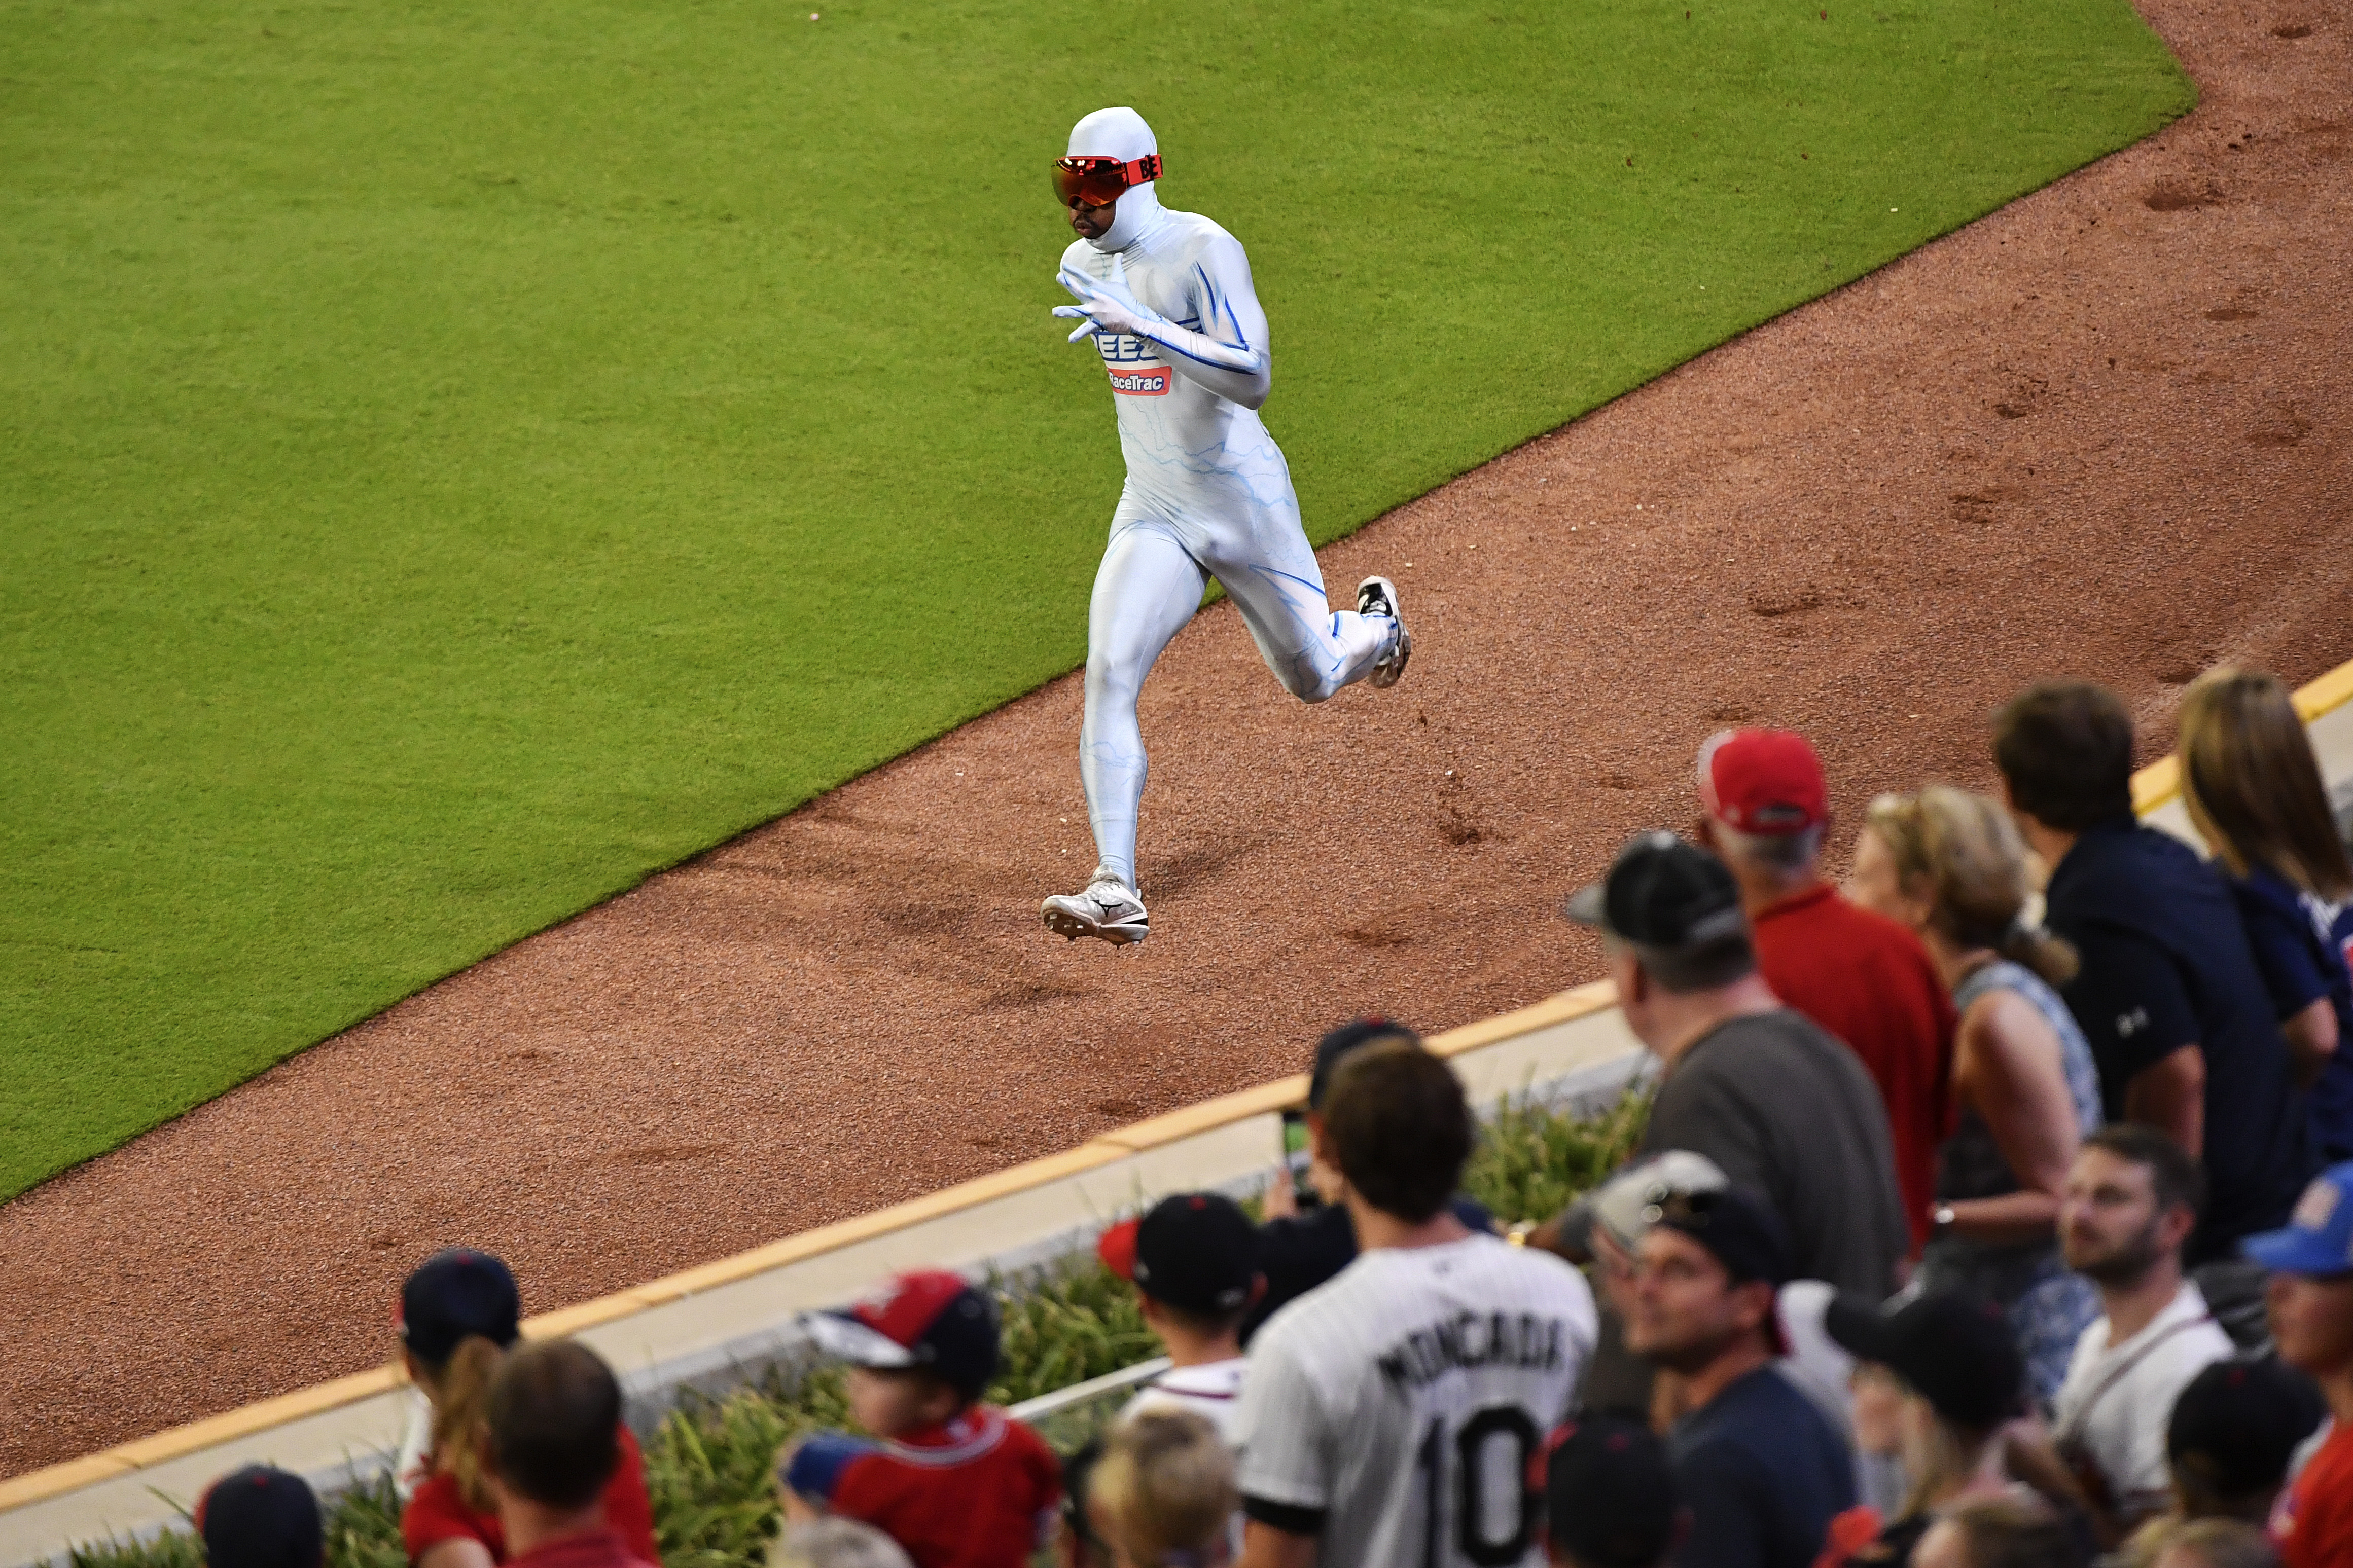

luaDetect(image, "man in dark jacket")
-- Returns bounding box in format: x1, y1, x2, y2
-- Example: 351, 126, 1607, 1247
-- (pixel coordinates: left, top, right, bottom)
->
1626, 1186, 1853, 1568
1992, 681, 2311, 1272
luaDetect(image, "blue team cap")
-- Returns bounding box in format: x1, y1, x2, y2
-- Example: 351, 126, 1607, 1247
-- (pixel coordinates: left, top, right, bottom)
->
2242, 1162, 2353, 1277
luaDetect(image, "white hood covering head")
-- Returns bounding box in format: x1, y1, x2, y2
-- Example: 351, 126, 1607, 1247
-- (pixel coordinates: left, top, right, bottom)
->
1067, 105, 1164, 252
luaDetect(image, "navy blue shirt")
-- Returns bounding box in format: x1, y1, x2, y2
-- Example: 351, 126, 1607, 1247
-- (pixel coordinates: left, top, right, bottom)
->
2044, 816, 2313, 1259
1668, 1366, 1853, 1568
2227, 864, 2353, 1160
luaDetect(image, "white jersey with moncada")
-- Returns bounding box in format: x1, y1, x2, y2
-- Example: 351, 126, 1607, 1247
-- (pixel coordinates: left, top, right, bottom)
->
1234, 1235, 1598, 1568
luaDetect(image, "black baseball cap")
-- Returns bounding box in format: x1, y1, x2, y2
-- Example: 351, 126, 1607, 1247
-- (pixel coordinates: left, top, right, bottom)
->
1545, 1415, 1681, 1568
1307, 1017, 1421, 1110
1097, 1193, 1262, 1315
399, 1248, 521, 1365
1562, 832, 1746, 950
1652, 1187, 1791, 1288
1825, 1291, 2025, 1430
2168, 1356, 2329, 1500
197, 1466, 322, 1568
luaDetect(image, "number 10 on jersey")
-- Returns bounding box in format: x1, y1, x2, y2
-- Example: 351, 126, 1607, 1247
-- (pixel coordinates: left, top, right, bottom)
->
1413, 1406, 1544, 1568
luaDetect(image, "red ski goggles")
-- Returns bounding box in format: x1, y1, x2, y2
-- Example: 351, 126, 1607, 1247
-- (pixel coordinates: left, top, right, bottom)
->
1052, 153, 1162, 210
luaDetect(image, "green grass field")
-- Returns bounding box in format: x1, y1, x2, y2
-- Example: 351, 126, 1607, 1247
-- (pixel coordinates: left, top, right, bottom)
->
0, 0, 2191, 1200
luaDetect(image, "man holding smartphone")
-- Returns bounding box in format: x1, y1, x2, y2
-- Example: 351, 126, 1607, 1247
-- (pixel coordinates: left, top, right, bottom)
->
1245, 1018, 1496, 1344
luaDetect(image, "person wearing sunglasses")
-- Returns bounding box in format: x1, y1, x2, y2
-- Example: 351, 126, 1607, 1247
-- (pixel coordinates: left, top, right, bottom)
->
1620, 1186, 1856, 1568
1039, 106, 1411, 947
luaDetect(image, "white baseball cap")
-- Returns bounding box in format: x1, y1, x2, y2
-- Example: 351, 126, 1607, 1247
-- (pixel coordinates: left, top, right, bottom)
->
1592, 1150, 1730, 1253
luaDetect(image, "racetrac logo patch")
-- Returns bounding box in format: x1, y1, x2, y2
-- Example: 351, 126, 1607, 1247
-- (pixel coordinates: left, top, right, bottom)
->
1107, 363, 1171, 396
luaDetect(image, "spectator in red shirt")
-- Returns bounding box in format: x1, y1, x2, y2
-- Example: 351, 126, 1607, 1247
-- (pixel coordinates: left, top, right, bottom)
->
1695, 727, 1957, 1249
783, 1271, 1061, 1568
478, 1342, 658, 1568
396, 1250, 661, 1568
2246, 1162, 2353, 1568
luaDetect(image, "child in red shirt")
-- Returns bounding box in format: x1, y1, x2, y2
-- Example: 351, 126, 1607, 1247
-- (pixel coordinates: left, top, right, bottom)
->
2273, 1424, 2353, 1568
394, 1249, 662, 1568
2244, 1166, 2353, 1568
781, 1271, 1060, 1568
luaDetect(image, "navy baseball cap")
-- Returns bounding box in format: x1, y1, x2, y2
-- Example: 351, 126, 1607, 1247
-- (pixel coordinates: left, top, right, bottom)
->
1562, 832, 1746, 950
1098, 1193, 1262, 1316
1652, 1186, 1791, 1288
398, 1248, 521, 1365
802, 1270, 1001, 1402
1825, 1291, 2025, 1430
2242, 1163, 2353, 1277
1545, 1416, 1681, 1568
2169, 1357, 2328, 1500
197, 1466, 322, 1568
1307, 1017, 1421, 1110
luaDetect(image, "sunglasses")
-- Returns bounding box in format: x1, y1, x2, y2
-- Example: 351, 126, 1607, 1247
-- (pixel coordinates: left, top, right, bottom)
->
1647, 1188, 1720, 1230
1053, 152, 1162, 210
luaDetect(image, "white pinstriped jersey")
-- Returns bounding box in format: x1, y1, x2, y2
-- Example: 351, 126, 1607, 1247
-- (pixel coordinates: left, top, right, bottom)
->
1234, 1235, 1597, 1568
1123, 1357, 1247, 1445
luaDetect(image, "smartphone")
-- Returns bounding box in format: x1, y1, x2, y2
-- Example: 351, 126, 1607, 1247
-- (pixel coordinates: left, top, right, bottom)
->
1279, 1109, 1322, 1210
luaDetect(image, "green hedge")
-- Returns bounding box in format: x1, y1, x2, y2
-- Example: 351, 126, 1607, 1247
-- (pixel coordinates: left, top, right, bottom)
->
66, 1088, 1644, 1568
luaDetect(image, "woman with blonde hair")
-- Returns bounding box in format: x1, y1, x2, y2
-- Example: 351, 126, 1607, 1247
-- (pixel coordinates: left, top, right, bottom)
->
2125, 1518, 2281, 1568
1089, 1409, 1237, 1568
1821, 1293, 2038, 1567
1850, 787, 2102, 1402
2178, 665, 2353, 1159
1912, 1493, 2090, 1568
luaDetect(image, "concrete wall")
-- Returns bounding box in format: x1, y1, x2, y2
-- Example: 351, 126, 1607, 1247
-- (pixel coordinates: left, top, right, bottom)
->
0, 992, 1645, 1565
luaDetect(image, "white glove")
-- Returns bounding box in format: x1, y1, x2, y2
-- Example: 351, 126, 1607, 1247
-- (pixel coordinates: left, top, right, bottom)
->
1050, 248, 1273, 409
1053, 264, 1165, 343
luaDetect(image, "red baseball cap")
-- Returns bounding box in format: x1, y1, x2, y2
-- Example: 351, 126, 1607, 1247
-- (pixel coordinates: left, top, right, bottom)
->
801, 1270, 1001, 1400
1696, 728, 1827, 835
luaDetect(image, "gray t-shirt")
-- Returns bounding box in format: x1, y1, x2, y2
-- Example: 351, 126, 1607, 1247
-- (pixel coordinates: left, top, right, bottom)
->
1641, 1009, 1909, 1297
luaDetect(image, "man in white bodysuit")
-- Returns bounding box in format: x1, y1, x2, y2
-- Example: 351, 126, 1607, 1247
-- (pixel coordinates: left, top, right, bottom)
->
1041, 106, 1410, 946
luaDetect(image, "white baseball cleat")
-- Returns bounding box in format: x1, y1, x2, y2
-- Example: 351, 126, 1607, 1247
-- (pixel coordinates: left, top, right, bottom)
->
1042, 872, 1151, 945
1358, 576, 1411, 689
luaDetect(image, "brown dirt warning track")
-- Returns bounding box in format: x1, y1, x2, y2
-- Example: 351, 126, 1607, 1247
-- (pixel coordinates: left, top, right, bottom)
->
5, 0, 2350, 1483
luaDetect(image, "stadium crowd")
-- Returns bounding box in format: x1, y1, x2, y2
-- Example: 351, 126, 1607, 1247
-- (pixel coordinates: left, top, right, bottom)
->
188, 667, 2353, 1568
